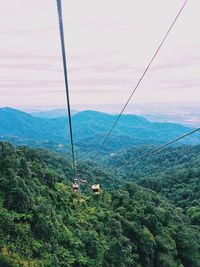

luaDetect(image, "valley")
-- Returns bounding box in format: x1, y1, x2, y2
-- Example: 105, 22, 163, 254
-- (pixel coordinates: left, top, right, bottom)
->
1, 108, 200, 266
0, 142, 200, 266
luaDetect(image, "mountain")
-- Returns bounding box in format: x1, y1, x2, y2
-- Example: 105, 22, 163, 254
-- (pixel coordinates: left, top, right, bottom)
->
31, 108, 78, 119
0, 142, 200, 266
0, 108, 200, 156
77, 133, 162, 156
0, 107, 67, 142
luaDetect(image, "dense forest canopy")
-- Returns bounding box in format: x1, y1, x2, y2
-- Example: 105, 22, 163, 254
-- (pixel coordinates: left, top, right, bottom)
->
102, 145, 200, 226
0, 142, 200, 266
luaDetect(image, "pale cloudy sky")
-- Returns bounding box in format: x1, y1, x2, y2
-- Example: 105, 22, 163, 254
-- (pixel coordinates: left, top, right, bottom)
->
0, 0, 199, 111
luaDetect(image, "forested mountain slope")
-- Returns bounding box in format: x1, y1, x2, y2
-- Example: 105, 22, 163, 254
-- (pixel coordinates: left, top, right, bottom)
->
1, 108, 200, 152
0, 107, 67, 142
76, 134, 161, 156
0, 142, 200, 266
103, 145, 200, 226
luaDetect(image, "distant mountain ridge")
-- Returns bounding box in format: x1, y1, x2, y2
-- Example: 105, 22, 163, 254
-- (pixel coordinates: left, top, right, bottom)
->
31, 108, 78, 118
0, 107, 199, 154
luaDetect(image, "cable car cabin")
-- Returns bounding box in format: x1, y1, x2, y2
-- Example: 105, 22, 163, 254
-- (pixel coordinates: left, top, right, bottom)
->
91, 184, 100, 195
80, 179, 87, 184
72, 183, 79, 192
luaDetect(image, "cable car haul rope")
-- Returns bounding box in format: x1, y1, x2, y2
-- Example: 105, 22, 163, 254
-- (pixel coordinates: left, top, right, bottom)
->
56, 0, 80, 197
56, 0, 101, 197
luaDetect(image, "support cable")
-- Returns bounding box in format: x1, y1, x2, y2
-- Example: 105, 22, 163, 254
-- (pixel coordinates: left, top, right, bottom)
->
126, 127, 200, 165
93, 0, 189, 159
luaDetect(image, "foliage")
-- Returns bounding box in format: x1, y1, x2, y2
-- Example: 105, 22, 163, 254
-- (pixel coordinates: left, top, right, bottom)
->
103, 144, 200, 226
0, 142, 200, 266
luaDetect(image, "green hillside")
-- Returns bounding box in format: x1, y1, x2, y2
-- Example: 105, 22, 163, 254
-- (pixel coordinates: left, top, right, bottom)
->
0, 142, 200, 266
103, 145, 200, 226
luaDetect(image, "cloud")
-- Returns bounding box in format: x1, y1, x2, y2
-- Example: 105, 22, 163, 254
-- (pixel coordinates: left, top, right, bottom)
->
0, 0, 200, 109
0, 80, 63, 89
0, 63, 60, 72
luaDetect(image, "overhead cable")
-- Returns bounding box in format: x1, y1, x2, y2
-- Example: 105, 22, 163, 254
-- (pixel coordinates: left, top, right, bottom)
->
94, 0, 189, 159
127, 127, 200, 165
56, 0, 77, 183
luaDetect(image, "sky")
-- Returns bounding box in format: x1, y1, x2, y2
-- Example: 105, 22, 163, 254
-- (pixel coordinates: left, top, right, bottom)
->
0, 0, 199, 112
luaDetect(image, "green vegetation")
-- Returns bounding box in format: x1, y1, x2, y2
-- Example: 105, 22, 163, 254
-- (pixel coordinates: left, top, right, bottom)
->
103, 145, 200, 226
0, 142, 200, 266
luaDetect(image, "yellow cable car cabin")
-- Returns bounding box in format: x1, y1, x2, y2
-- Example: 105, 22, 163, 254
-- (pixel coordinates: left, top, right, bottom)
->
91, 184, 100, 195
80, 179, 87, 184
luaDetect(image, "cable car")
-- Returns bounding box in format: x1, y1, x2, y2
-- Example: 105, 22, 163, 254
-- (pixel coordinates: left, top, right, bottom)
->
72, 183, 79, 192
80, 179, 87, 184
91, 184, 100, 195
